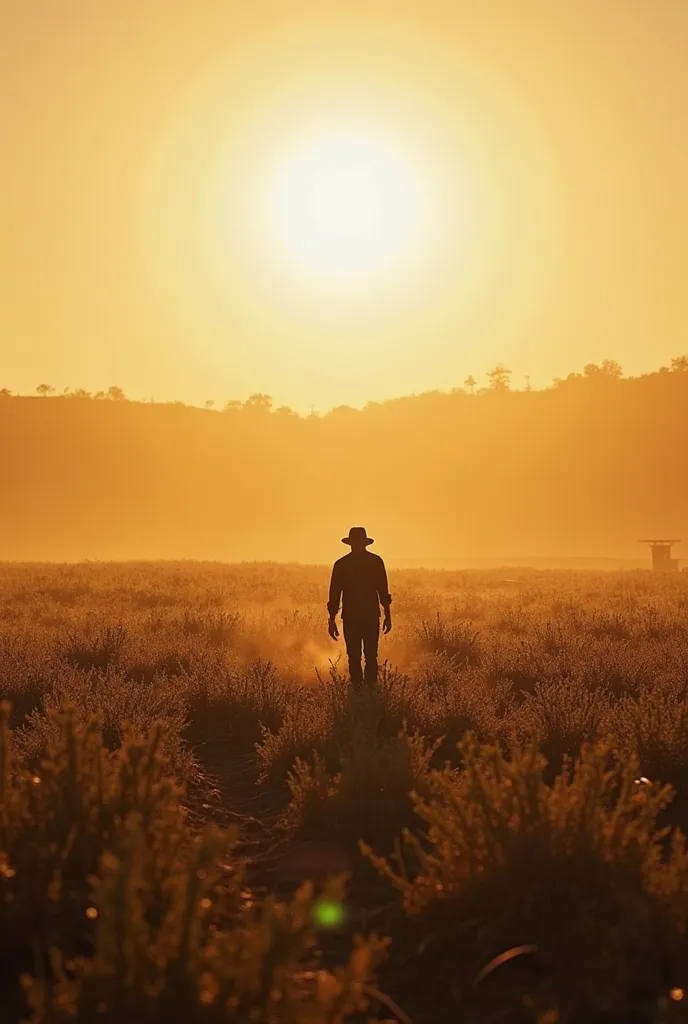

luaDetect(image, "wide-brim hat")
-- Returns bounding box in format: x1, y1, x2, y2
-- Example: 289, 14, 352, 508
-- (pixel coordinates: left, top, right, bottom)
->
342, 526, 374, 546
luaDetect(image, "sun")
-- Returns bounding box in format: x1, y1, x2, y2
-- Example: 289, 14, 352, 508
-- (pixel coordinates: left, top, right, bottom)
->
266, 131, 422, 281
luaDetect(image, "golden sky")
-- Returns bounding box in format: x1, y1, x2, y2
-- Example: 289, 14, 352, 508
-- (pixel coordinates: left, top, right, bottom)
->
2, 0, 687, 412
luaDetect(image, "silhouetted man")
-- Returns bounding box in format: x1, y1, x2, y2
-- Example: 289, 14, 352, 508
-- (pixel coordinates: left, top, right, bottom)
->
327, 527, 392, 685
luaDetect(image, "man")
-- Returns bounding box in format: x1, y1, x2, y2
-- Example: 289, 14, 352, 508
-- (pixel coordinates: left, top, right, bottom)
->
327, 526, 392, 685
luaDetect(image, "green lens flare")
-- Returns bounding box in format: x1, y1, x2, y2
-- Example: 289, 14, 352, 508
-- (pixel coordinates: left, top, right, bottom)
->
313, 898, 346, 929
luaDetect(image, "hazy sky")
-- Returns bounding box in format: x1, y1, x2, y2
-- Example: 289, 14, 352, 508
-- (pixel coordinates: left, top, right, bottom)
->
2, 0, 687, 411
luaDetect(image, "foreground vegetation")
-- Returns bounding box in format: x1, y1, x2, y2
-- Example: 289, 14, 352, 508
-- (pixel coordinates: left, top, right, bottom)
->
2, 561, 688, 1022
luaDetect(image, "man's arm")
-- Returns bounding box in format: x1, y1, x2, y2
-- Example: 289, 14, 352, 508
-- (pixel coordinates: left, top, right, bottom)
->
327, 562, 343, 617
327, 562, 342, 639
377, 559, 393, 633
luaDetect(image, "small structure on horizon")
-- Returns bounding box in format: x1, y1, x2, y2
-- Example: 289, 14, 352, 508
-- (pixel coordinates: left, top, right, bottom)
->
639, 539, 681, 572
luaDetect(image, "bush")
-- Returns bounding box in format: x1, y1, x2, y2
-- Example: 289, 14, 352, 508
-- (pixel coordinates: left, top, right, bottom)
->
184, 659, 290, 765
411, 659, 513, 765
413, 614, 482, 668
0, 701, 391, 1024
0, 701, 198, 971
13, 667, 198, 789
613, 679, 688, 795
23, 841, 388, 1023
256, 667, 407, 791
284, 726, 440, 849
61, 625, 129, 673
513, 677, 611, 775
365, 737, 688, 1022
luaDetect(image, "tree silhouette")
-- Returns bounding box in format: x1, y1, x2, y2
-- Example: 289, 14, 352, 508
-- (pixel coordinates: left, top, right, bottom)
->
552, 371, 583, 388
93, 391, 106, 400
36, 384, 55, 398
0, 388, 13, 398
486, 366, 512, 392
223, 400, 242, 411
464, 375, 477, 394
106, 386, 126, 401
584, 360, 623, 379
245, 393, 273, 412
601, 359, 623, 378
204, 399, 215, 410
671, 355, 688, 372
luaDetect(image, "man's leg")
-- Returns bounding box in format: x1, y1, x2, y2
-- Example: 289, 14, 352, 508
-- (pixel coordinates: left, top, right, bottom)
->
362, 618, 380, 685
342, 618, 364, 685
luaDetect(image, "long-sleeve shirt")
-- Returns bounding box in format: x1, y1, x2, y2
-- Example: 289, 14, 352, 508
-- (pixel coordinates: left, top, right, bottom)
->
327, 551, 392, 620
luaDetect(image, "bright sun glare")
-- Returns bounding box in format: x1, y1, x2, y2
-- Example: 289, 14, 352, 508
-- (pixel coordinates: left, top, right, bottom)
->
268, 132, 422, 280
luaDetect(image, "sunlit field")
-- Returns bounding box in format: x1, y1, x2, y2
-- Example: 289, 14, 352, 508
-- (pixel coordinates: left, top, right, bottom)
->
3, 561, 688, 1023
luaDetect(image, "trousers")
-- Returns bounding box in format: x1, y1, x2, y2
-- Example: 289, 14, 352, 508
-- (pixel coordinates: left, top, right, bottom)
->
342, 616, 380, 685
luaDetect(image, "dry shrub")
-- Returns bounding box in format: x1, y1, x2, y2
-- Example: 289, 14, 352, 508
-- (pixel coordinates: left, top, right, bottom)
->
0, 632, 60, 727
587, 610, 633, 640
365, 738, 688, 1023
0, 701, 389, 1024
257, 666, 425, 794
285, 727, 440, 849
580, 640, 658, 698
1, 701, 195, 983
183, 659, 291, 770
612, 679, 688, 794
13, 666, 198, 789
513, 677, 611, 776
373, 662, 425, 729
61, 624, 129, 673
413, 614, 482, 667
412, 658, 513, 764
256, 692, 332, 792
482, 635, 546, 696
261, 670, 441, 846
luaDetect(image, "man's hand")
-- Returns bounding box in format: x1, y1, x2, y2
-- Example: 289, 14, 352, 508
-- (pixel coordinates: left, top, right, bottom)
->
383, 613, 392, 635
328, 616, 340, 641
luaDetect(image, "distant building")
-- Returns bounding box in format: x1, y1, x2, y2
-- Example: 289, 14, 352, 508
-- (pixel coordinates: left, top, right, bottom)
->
639, 540, 681, 572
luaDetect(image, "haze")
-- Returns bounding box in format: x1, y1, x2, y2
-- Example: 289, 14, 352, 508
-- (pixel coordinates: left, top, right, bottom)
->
0, 363, 686, 564
2, 0, 688, 412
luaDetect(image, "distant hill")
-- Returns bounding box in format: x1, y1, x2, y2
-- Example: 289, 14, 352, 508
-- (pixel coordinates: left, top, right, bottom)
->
1, 365, 687, 564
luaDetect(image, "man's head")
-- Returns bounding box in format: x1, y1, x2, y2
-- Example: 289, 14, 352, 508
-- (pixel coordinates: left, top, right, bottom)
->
341, 526, 374, 553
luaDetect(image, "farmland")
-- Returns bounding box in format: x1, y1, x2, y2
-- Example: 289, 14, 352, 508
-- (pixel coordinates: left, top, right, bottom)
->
2, 561, 688, 1023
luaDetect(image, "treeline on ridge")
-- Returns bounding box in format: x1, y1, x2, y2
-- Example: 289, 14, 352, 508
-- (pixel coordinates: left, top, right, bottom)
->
1, 359, 687, 563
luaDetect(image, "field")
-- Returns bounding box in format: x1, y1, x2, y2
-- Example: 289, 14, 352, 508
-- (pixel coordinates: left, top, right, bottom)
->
2, 561, 688, 1023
